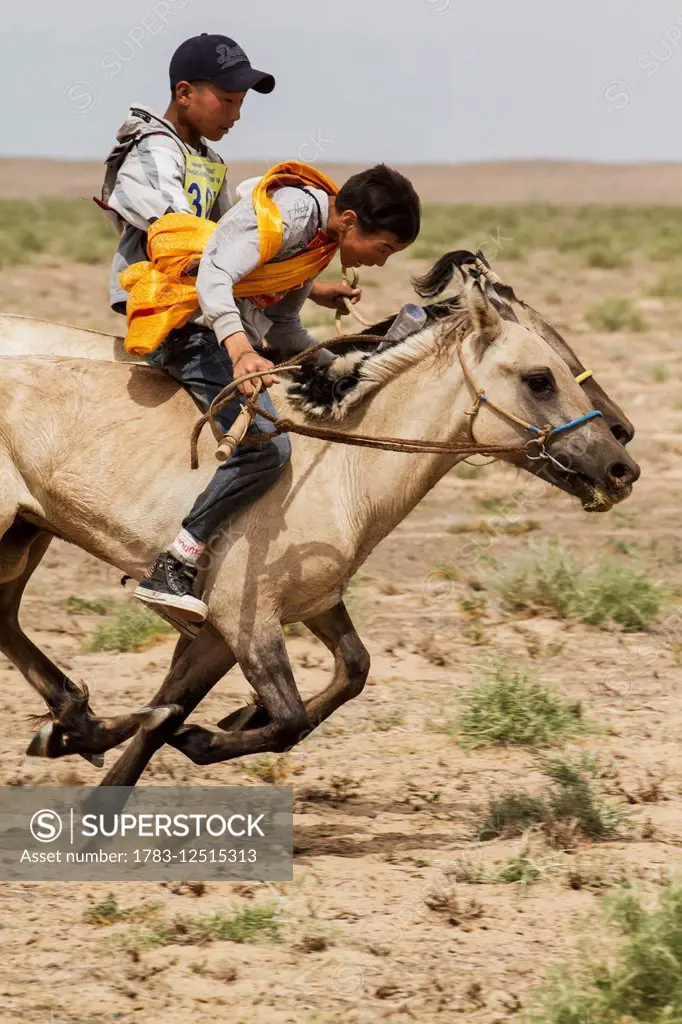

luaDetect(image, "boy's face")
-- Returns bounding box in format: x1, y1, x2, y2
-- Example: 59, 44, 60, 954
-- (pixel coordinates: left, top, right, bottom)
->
174, 81, 246, 141
336, 212, 409, 269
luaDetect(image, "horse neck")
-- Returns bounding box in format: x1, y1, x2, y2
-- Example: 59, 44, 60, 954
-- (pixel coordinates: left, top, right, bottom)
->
315, 336, 473, 565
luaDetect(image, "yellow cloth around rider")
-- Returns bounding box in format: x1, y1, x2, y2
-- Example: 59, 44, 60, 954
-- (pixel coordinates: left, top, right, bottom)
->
120, 161, 339, 356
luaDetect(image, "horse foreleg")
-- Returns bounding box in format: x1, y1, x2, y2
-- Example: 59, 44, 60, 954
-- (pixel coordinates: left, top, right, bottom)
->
170, 615, 359, 767
96, 625, 237, 787
214, 601, 370, 734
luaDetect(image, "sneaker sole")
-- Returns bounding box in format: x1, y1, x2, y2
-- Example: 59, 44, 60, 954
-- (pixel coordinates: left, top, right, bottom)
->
133, 587, 208, 624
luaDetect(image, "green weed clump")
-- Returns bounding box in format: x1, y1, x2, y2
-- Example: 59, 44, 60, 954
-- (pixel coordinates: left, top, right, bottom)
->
452, 849, 543, 886
84, 893, 160, 926
585, 298, 645, 333
475, 755, 623, 845
525, 884, 682, 1023
114, 905, 281, 950
87, 602, 173, 652
497, 543, 664, 631
585, 247, 629, 270
445, 658, 585, 749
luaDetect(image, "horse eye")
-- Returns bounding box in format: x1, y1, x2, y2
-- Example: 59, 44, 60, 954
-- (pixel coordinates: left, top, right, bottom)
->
525, 372, 554, 395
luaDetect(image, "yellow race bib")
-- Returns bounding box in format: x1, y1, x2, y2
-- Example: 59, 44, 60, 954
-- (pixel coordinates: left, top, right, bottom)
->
183, 154, 227, 219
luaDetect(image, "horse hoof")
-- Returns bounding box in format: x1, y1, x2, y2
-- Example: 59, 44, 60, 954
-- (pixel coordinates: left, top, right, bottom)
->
132, 705, 183, 732
82, 752, 105, 768
217, 704, 270, 732
26, 722, 61, 759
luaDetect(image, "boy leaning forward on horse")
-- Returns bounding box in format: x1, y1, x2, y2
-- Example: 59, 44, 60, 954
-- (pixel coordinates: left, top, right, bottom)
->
101, 33, 422, 623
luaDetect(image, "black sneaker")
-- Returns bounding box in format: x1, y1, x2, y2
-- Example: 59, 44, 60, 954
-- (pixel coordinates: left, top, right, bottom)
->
133, 552, 208, 623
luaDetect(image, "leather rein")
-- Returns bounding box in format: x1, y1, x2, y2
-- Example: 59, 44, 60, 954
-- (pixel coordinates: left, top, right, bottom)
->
189, 329, 601, 471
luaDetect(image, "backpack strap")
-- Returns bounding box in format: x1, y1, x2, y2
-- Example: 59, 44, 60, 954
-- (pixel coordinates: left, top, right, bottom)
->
100, 109, 195, 206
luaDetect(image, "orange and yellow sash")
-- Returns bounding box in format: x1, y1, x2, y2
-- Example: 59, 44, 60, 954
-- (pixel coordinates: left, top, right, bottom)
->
120, 161, 339, 356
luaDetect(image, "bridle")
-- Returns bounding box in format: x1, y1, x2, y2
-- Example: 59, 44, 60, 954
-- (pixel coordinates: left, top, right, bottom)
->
189, 327, 604, 474
457, 334, 602, 475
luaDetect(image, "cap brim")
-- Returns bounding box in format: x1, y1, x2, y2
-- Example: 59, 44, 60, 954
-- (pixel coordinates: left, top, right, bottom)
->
212, 66, 275, 94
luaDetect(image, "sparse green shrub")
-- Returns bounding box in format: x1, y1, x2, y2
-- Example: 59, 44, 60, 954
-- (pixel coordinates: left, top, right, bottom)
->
647, 268, 679, 296
85, 893, 160, 926
543, 757, 623, 840
243, 754, 290, 785
572, 563, 663, 631
525, 884, 682, 1023
476, 791, 547, 841
475, 756, 623, 845
115, 905, 281, 949
494, 851, 542, 885
585, 298, 645, 333
452, 851, 544, 886
649, 270, 682, 298
497, 543, 664, 631
441, 658, 585, 749
87, 602, 173, 652
370, 709, 406, 731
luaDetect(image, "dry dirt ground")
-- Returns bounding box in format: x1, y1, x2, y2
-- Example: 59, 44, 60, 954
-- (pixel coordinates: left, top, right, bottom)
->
2, 163, 682, 1024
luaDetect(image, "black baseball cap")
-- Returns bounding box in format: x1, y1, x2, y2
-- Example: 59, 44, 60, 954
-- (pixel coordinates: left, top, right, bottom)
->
169, 34, 275, 94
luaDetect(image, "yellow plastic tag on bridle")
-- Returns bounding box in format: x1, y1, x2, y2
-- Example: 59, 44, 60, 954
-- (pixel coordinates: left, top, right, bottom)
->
183, 154, 227, 219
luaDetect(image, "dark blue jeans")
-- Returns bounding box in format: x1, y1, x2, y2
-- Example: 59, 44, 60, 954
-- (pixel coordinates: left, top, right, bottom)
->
147, 323, 292, 543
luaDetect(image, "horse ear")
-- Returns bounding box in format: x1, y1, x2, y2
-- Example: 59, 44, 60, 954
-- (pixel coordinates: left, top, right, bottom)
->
466, 278, 503, 345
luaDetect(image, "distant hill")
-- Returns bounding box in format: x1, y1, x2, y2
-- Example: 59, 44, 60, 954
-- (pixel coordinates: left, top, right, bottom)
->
0, 158, 679, 204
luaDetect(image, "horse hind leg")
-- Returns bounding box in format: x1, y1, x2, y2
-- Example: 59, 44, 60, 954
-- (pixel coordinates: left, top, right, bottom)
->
0, 522, 160, 765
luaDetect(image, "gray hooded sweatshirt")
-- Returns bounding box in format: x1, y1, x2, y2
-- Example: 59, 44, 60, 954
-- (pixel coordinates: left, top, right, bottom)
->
103, 105, 231, 313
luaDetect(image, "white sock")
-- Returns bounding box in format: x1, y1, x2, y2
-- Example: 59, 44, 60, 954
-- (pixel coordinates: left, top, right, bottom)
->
168, 528, 206, 567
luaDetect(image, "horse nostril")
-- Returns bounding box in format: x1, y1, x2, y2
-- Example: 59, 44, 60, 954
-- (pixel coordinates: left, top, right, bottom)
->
607, 461, 634, 483
610, 424, 632, 445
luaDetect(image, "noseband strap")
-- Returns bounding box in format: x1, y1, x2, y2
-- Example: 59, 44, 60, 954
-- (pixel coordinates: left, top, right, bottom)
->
458, 339, 603, 456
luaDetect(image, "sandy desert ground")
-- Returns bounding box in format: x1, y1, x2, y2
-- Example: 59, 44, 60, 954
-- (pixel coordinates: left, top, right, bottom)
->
2, 161, 682, 1023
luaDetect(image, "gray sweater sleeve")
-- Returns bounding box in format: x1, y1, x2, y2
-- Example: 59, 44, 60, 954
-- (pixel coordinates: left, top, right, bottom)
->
196, 187, 321, 351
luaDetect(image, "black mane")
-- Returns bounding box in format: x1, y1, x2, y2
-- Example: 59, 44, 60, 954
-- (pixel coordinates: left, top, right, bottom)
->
284, 249, 520, 415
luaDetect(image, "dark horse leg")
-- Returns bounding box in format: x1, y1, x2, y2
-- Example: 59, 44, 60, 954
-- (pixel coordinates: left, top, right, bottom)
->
0, 521, 190, 764
215, 600, 370, 733
96, 624, 238, 786
169, 601, 370, 767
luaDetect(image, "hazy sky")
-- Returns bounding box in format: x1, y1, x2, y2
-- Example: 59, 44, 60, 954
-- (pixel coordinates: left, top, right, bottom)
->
4, 0, 682, 163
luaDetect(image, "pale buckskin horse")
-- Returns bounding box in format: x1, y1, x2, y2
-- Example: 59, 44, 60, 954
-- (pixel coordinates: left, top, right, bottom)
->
0, 251, 639, 791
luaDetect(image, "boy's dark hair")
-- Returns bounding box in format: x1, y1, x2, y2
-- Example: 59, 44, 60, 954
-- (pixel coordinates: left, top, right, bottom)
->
336, 164, 421, 244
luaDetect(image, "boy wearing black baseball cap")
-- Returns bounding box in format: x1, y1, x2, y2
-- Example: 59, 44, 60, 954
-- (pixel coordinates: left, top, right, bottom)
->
101, 33, 358, 314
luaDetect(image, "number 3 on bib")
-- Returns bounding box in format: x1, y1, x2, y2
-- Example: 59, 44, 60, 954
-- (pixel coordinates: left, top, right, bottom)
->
183, 154, 227, 220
